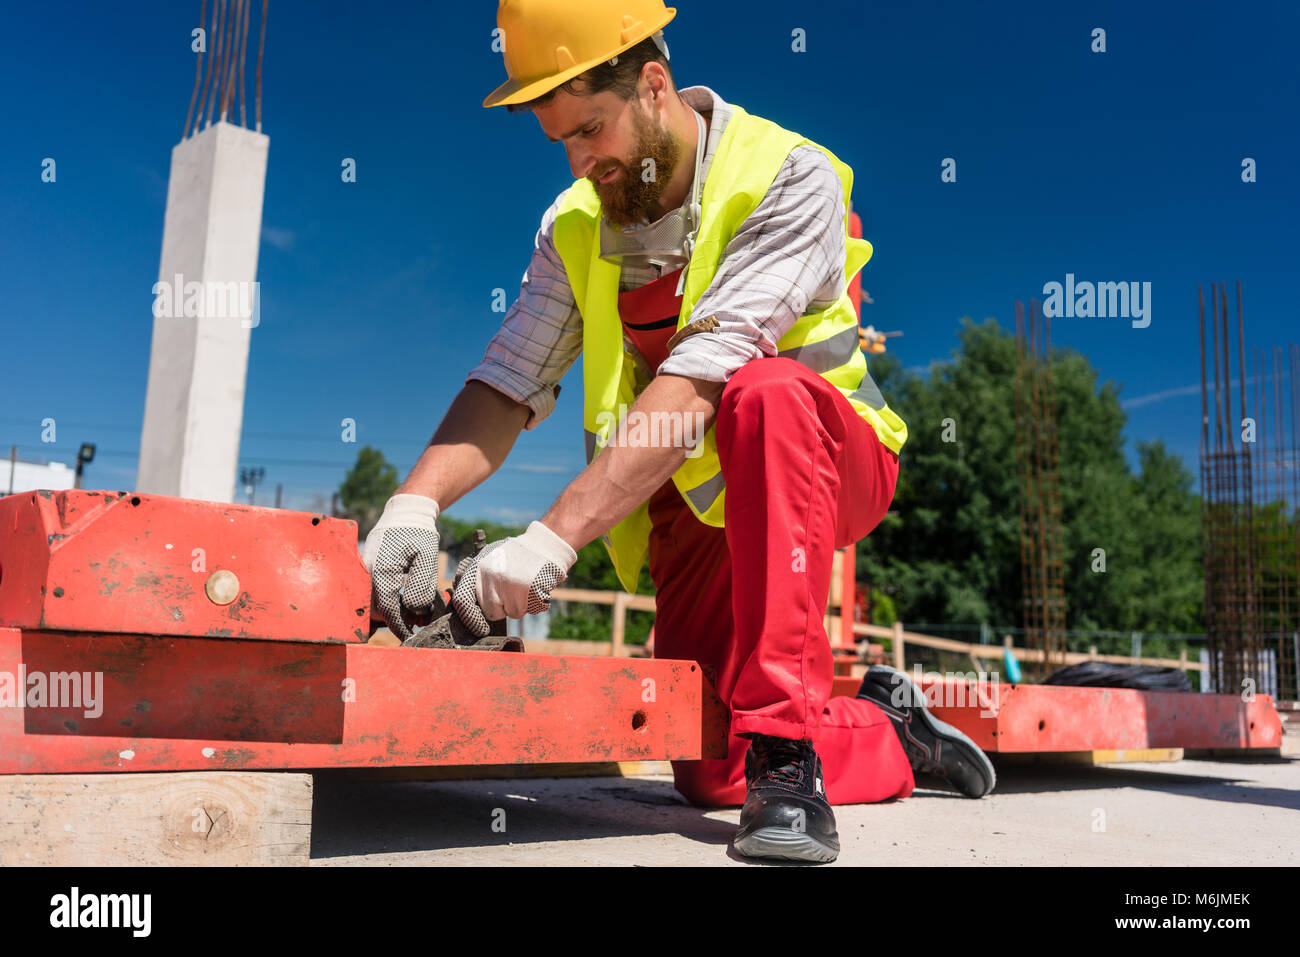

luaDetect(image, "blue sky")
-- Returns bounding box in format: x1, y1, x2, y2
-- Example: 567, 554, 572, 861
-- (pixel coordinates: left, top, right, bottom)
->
2, 0, 1296, 521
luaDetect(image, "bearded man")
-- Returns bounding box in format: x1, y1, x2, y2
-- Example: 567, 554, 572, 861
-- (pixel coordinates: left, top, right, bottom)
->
364, 0, 995, 864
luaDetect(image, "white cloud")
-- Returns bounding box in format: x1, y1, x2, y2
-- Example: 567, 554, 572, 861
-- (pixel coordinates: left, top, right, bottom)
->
482, 506, 535, 522
261, 226, 296, 251
1123, 374, 1272, 411
1121, 383, 1204, 410
509, 463, 577, 475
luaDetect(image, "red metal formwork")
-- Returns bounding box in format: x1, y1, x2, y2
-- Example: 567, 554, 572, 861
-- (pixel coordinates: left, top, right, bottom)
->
0, 489, 371, 643
830, 675, 1283, 751
0, 627, 729, 773
0, 490, 730, 773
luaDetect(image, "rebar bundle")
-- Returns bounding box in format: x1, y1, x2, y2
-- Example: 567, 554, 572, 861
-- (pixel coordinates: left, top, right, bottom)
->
1200, 281, 1299, 700
184, 0, 269, 139
1015, 300, 1067, 679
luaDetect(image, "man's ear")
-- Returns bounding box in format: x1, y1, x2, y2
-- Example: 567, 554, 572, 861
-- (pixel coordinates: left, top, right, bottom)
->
640, 60, 671, 105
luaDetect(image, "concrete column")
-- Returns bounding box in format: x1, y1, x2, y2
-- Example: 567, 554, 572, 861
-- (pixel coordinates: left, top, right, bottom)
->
136, 121, 269, 502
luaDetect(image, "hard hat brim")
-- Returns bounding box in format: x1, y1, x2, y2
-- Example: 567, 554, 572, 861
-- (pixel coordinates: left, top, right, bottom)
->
483, 7, 676, 108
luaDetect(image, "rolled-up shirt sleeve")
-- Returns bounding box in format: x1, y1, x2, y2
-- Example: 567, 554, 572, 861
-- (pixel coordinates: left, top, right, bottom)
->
656, 145, 847, 382
465, 196, 584, 430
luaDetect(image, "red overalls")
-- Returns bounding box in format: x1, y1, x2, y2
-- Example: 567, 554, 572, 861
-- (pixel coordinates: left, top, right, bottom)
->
618, 270, 915, 808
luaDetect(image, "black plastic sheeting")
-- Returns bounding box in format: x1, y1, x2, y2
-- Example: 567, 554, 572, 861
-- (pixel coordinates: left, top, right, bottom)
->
1044, 661, 1193, 692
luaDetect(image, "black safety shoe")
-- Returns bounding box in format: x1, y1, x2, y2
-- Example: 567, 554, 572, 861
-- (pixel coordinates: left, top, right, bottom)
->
857, 664, 996, 798
733, 734, 840, 863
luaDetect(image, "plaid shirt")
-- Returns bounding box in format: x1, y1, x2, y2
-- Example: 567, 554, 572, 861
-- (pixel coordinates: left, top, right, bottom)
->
466, 86, 849, 431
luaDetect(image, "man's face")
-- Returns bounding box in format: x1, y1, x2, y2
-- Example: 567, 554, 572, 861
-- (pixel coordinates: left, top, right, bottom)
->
534, 86, 682, 227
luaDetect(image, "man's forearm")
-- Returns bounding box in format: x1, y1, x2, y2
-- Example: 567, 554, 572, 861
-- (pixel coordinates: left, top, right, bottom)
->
397, 381, 531, 508
542, 374, 725, 551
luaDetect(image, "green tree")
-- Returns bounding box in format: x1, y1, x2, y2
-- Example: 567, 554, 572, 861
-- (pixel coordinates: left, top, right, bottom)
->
338, 446, 399, 541
1125, 440, 1203, 634
437, 515, 528, 559
436, 515, 656, 644
547, 539, 657, 643
856, 318, 1203, 637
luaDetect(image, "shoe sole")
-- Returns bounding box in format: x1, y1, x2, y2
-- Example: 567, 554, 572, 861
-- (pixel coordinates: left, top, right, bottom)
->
867, 666, 997, 799
734, 827, 840, 864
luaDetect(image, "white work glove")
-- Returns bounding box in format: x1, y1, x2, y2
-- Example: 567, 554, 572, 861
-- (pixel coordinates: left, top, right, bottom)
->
362, 493, 441, 641
451, 521, 577, 637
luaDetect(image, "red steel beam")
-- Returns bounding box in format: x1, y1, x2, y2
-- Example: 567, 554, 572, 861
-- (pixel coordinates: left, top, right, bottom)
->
0, 490, 370, 644
0, 627, 729, 773
831, 675, 1282, 752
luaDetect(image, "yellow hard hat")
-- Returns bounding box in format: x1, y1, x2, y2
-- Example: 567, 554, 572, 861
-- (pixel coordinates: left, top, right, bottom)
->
484, 0, 677, 109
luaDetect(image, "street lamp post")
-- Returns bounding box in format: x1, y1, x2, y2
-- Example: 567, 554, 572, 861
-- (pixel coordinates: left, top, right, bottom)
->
74, 443, 96, 490
239, 466, 266, 505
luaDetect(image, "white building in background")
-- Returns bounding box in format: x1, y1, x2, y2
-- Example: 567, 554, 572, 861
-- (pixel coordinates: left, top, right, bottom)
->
135, 5, 270, 505
4, 456, 76, 494
135, 122, 269, 504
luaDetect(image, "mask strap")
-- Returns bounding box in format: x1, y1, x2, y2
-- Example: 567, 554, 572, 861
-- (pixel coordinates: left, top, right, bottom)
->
684, 108, 706, 258
672, 109, 708, 297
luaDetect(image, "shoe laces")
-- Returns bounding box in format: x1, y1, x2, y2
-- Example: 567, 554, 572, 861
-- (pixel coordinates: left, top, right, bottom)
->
915, 756, 948, 777
906, 740, 947, 777
752, 735, 809, 787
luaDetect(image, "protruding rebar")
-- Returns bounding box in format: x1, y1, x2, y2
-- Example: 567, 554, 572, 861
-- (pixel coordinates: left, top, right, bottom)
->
183, 0, 208, 140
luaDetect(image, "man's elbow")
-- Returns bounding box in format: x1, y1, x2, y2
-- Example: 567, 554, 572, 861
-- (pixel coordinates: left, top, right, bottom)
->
655, 373, 724, 416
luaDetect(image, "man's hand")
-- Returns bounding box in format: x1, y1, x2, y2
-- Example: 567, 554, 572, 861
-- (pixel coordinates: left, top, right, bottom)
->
362, 493, 442, 641
451, 521, 577, 637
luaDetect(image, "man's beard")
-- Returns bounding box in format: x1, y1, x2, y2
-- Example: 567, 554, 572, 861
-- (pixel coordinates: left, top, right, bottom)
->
591, 104, 683, 228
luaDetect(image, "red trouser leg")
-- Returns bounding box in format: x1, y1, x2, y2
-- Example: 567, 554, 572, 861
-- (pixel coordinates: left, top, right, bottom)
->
648, 357, 914, 807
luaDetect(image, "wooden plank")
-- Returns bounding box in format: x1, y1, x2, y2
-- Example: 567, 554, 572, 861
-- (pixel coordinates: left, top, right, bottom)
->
0, 771, 311, 866
850, 622, 1207, 671
992, 749, 1184, 766
611, 592, 628, 658
551, 587, 656, 612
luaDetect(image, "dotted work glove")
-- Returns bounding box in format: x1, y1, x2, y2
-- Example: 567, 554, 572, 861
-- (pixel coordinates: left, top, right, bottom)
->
451, 521, 577, 638
362, 493, 441, 641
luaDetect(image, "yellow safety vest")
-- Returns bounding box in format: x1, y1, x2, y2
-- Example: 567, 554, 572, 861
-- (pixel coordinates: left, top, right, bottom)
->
552, 104, 908, 592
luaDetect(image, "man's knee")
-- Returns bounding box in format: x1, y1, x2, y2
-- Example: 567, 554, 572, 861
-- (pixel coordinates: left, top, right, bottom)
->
720, 357, 813, 421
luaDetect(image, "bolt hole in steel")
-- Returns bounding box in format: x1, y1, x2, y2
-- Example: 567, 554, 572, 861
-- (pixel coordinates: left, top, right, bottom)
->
53, 586, 64, 598
131, 496, 141, 506
631, 710, 648, 731
312, 517, 321, 526
1038, 719, 1046, 731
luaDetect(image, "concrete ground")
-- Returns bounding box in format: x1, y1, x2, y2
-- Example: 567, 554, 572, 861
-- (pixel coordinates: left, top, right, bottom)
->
309, 752, 1300, 866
